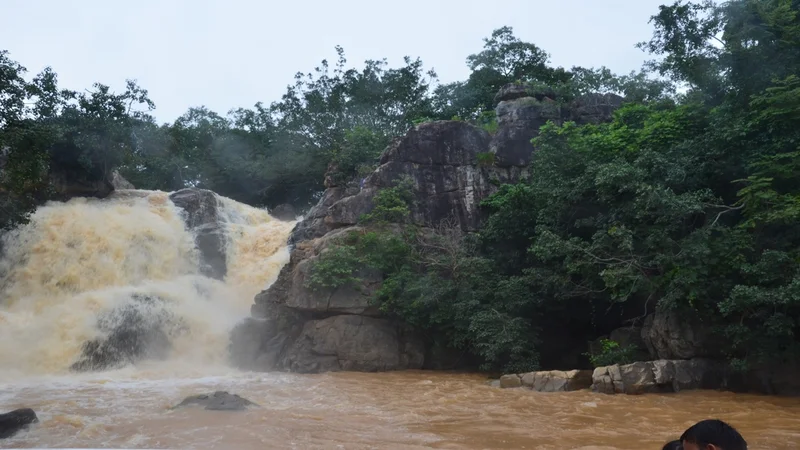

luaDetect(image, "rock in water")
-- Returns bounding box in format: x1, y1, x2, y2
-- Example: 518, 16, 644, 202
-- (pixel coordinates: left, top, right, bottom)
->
270, 203, 297, 221
169, 188, 228, 280
71, 293, 186, 372
0, 408, 38, 439
174, 391, 258, 411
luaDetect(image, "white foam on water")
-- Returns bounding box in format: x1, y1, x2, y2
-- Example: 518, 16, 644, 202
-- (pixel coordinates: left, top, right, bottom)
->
0, 190, 296, 378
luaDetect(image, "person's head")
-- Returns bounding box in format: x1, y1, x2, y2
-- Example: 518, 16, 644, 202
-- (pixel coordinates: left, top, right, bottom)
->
663, 439, 683, 450
680, 419, 747, 450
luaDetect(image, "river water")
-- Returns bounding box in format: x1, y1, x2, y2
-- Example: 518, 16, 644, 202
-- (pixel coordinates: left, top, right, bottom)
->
1, 191, 800, 449
3, 368, 800, 449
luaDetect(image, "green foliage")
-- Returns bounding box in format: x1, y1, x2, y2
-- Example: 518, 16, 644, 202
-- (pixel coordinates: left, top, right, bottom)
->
3, 25, 667, 225
8, 1, 800, 373
474, 0, 800, 371
475, 111, 499, 135
585, 339, 638, 367
476, 152, 495, 167
305, 238, 364, 291
328, 127, 390, 184
360, 176, 415, 224
307, 176, 540, 372
0, 50, 155, 229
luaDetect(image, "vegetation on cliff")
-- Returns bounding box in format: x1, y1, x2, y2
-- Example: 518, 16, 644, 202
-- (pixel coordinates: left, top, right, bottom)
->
3, 1, 800, 373
308, 0, 800, 373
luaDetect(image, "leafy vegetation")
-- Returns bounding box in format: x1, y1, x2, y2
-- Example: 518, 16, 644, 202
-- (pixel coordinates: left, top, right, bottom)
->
476, 0, 800, 371
304, 0, 800, 373
4, 0, 800, 373
585, 339, 638, 368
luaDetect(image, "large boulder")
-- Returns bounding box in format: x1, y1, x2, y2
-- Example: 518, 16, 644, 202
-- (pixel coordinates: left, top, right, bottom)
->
591, 359, 723, 395
0, 408, 38, 439
641, 308, 717, 360
285, 315, 425, 373
489, 84, 622, 167
491, 96, 561, 166
270, 203, 297, 221
47, 166, 136, 201
231, 85, 624, 375
71, 293, 186, 372
169, 188, 227, 280
519, 370, 593, 392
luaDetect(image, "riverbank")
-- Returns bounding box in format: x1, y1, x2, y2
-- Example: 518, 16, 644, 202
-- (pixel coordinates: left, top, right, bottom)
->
2, 369, 800, 449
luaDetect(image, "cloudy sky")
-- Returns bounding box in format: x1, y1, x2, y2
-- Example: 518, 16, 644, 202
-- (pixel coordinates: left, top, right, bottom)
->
3, 0, 669, 122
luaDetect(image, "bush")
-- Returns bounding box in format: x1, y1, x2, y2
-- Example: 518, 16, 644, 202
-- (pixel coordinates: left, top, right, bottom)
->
476, 152, 495, 167
585, 339, 637, 367
360, 176, 415, 224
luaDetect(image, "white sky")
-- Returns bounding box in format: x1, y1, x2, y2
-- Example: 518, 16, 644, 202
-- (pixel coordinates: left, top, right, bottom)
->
2, 0, 670, 123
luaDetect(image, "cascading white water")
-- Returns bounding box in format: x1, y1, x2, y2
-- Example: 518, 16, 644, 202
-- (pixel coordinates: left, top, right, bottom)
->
0, 190, 296, 379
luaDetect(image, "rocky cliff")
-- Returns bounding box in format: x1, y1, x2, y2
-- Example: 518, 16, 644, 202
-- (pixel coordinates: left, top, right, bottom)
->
230, 85, 624, 373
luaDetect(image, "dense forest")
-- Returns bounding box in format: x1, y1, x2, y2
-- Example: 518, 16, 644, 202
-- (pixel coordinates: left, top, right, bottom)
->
2, 0, 800, 373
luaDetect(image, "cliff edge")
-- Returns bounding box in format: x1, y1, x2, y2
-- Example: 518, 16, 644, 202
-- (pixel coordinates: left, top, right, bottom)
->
229, 85, 623, 373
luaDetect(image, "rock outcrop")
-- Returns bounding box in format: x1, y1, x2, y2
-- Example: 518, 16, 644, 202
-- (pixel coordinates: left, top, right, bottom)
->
591, 359, 723, 395
169, 188, 228, 280
0, 408, 38, 439
270, 204, 297, 221
48, 166, 135, 200
640, 308, 717, 360
499, 369, 593, 392
491, 85, 623, 167
174, 391, 258, 411
71, 293, 186, 372
232, 85, 622, 374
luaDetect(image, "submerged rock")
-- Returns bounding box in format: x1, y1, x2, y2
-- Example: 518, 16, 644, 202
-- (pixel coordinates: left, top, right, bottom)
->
0, 408, 38, 439
71, 293, 186, 372
174, 391, 258, 411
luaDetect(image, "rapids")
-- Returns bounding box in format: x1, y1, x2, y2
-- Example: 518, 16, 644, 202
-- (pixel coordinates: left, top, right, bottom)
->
0, 190, 295, 376
1, 190, 800, 449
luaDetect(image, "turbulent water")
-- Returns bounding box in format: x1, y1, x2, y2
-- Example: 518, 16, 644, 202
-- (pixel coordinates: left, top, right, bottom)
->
0, 190, 294, 376
1, 191, 800, 449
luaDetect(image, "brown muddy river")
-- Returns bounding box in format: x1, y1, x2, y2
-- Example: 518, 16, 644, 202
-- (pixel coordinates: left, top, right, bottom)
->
2, 368, 800, 449
2, 193, 799, 449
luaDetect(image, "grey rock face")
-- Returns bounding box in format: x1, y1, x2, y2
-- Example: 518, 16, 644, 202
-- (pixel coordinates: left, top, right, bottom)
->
231, 85, 624, 375
169, 188, 227, 280
591, 359, 723, 395
641, 308, 716, 360
285, 315, 425, 373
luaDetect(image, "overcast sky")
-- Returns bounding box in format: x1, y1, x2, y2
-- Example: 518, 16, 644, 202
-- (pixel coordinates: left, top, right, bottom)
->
3, 0, 669, 123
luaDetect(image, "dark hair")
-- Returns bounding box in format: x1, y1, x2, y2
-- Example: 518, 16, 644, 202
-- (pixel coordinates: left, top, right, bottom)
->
680, 419, 747, 450
663, 439, 682, 450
